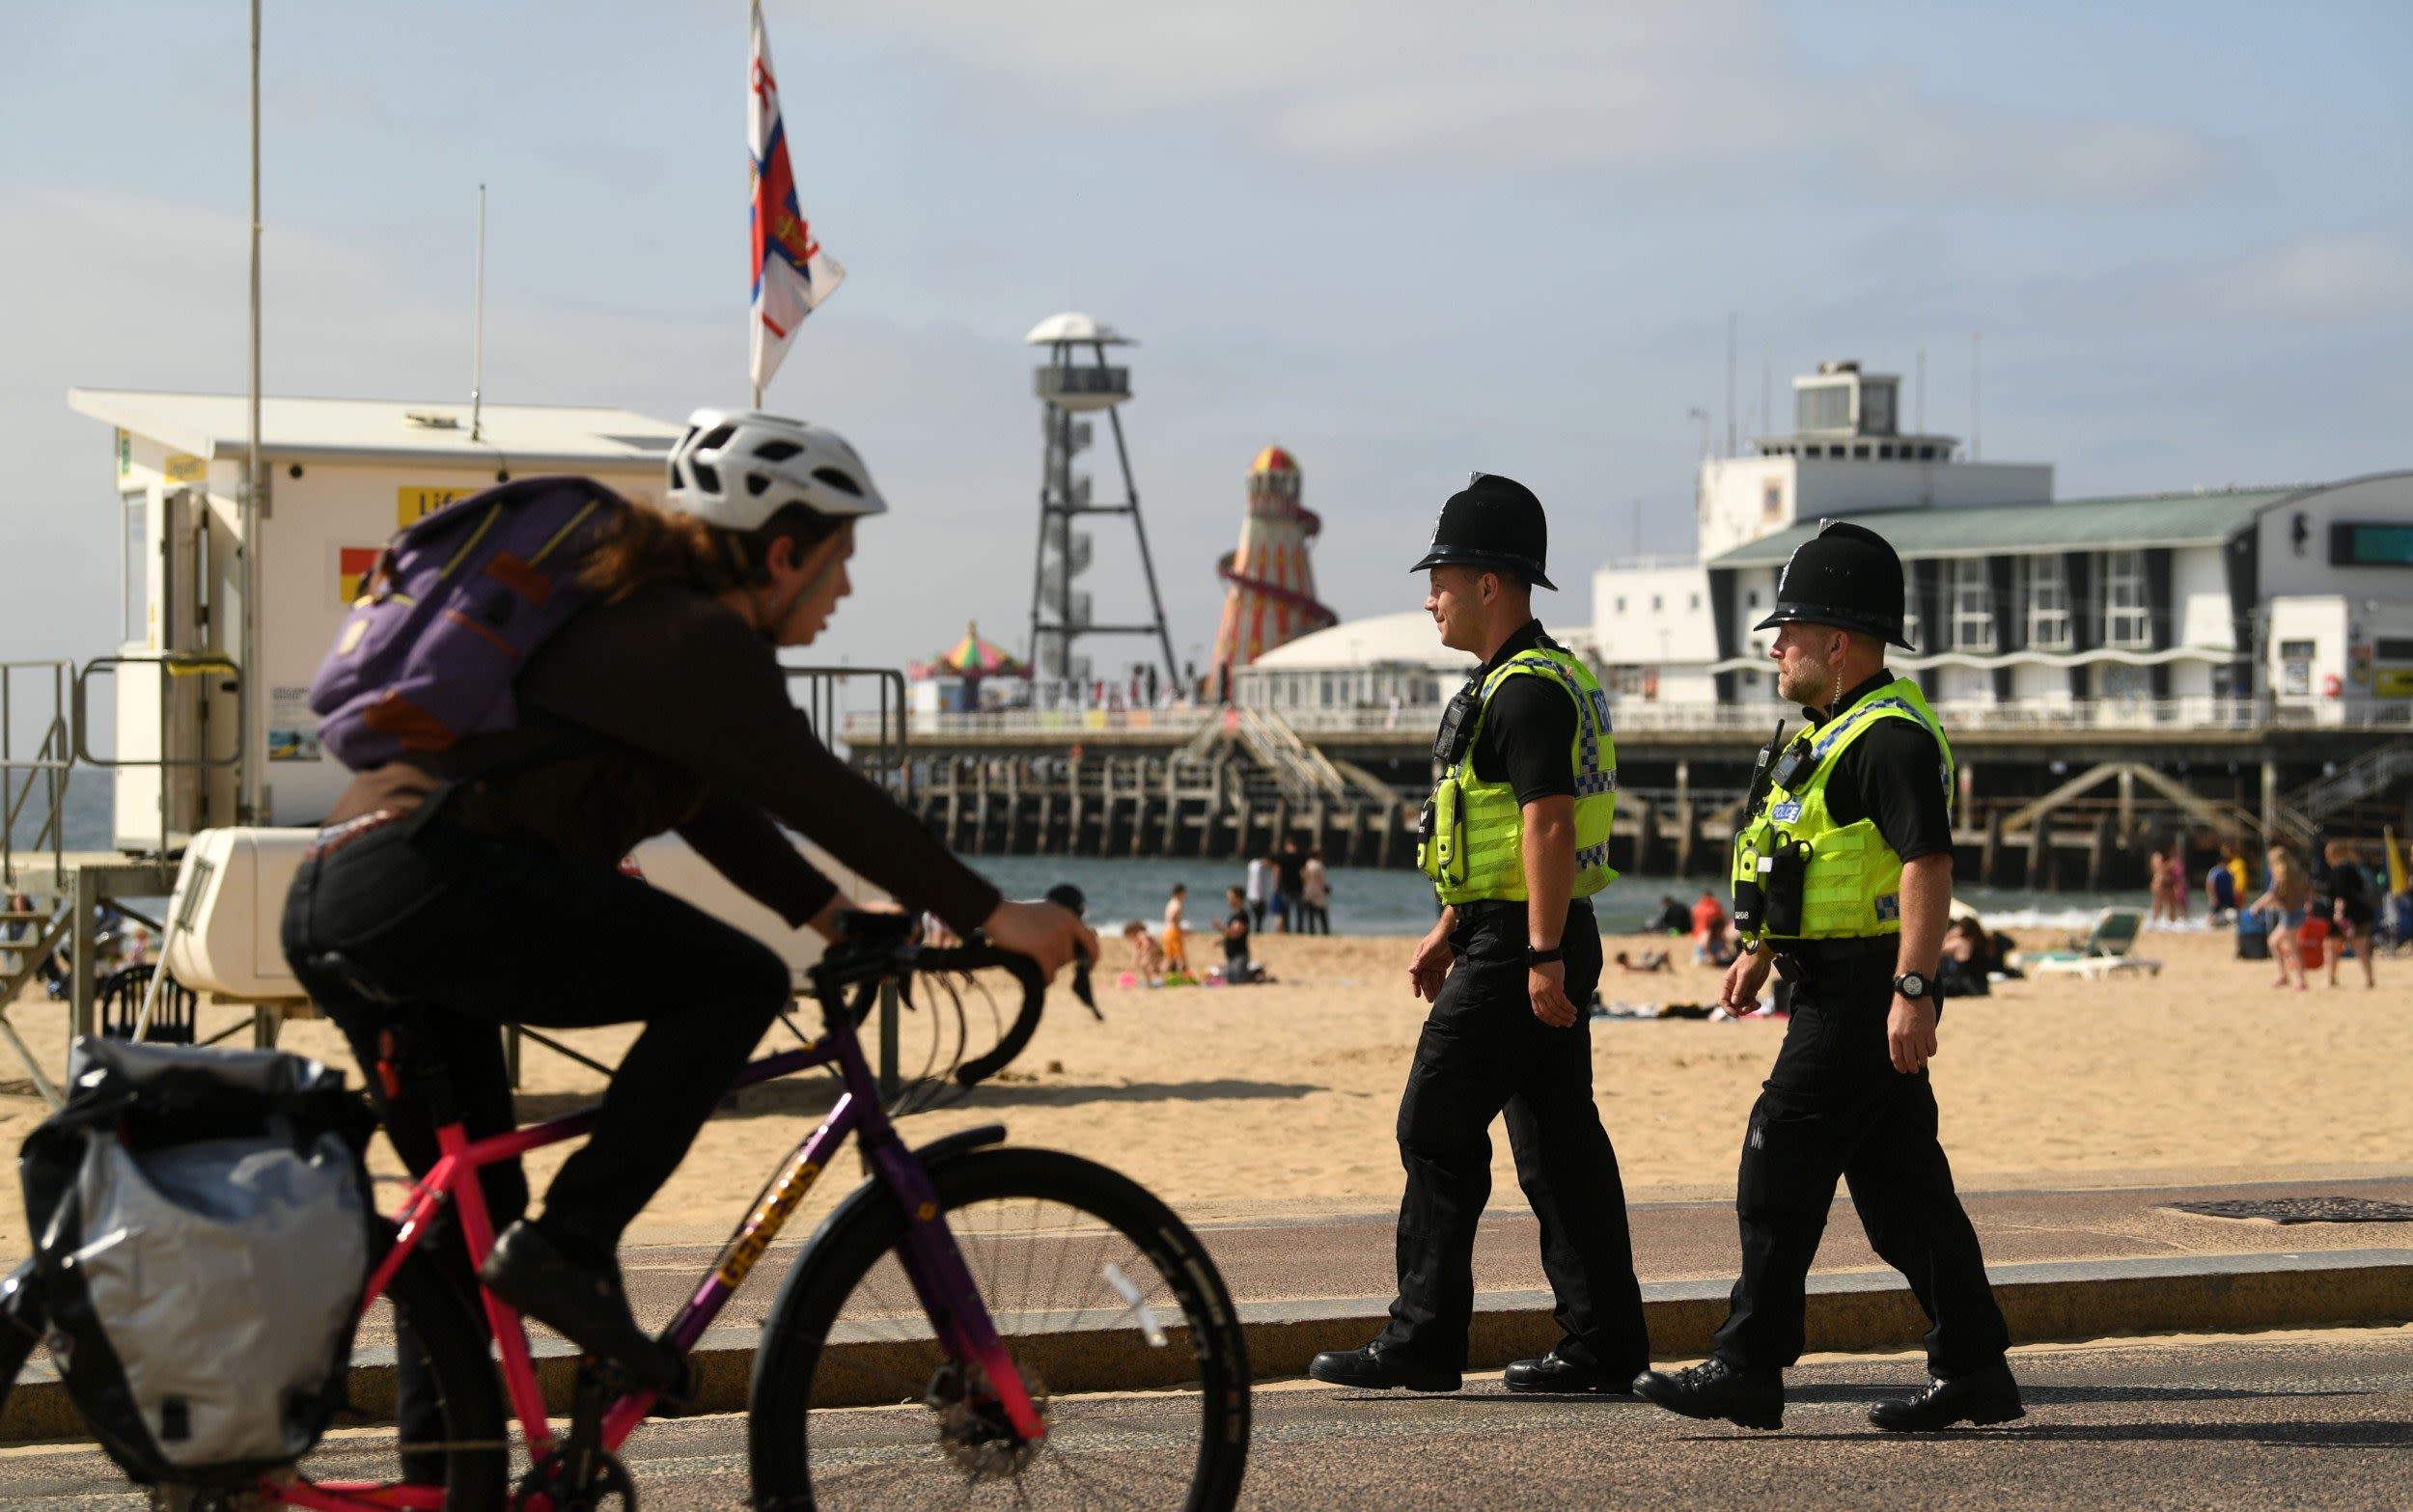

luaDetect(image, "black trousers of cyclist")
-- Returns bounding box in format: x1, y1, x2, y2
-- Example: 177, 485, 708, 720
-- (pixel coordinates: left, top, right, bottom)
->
281, 815, 787, 1466
1375, 899, 1650, 1377
1710, 948, 2011, 1379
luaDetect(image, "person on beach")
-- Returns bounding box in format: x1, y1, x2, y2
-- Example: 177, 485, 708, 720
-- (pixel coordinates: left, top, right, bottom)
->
1650, 894, 1692, 934
2206, 840, 2241, 925
1122, 919, 1165, 982
1690, 888, 1728, 963
1302, 846, 1332, 935
281, 411, 1096, 1404
1635, 520, 2021, 1434
2148, 846, 2176, 924
1244, 854, 1271, 933
1218, 885, 1263, 983
2323, 838, 2377, 989
1310, 472, 1649, 1397
1274, 837, 1309, 933
2252, 842, 2312, 990
1163, 882, 1191, 977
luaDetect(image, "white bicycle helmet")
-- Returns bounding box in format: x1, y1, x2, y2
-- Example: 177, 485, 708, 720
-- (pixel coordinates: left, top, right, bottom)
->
663, 408, 887, 531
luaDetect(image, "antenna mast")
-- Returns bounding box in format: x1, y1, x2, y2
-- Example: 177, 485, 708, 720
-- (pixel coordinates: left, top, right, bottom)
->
470, 184, 487, 441
1970, 332, 1983, 460
1724, 311, 1736, 458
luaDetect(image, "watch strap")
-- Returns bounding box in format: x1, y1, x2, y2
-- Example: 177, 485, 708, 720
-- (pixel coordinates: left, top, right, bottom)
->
1527, 945, 1565, 967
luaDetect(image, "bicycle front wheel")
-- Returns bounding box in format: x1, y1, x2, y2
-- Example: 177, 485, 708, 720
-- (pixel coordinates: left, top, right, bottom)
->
750, 1146, 1250, 1511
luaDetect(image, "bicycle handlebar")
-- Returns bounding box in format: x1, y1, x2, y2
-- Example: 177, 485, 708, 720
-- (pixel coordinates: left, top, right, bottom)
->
811, 905, 1097, 1091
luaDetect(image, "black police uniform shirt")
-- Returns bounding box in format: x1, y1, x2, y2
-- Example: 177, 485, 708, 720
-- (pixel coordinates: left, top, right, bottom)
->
1468, 621, 1580, 809
1806, 670, 1954, 866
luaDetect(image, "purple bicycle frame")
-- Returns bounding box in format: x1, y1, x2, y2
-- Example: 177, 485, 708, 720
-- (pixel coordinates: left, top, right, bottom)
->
324, 1006, 1043, 1510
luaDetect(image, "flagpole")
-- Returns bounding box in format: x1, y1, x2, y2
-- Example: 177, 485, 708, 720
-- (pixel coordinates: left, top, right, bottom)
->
240, 0, 263, 824
750, 0, 761, 410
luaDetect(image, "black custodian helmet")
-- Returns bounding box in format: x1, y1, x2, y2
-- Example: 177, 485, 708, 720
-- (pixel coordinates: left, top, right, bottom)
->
1753, 519, 1915, 650
1408, 472, 1555, 591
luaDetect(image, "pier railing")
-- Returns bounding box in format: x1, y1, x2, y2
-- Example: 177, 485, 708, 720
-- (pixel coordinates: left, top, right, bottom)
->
848, 697, 2413, 742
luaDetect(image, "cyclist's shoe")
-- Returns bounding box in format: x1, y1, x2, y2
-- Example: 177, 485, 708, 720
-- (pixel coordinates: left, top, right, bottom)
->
480, 1220, 686, 1394
1307, 1340, 1460, 1392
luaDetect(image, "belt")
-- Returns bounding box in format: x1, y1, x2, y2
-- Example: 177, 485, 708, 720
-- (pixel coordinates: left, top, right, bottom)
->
309, 809, 408, 860
1771, 936, 1897, 977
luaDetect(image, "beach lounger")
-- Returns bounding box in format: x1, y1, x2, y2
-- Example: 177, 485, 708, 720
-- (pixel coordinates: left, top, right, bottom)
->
2024, 906, 2161, 979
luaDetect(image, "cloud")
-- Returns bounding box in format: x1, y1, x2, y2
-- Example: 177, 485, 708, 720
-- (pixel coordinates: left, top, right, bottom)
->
2028, 231, 2413, 330
811, 0, 2218, 203
2182, 232, 2413, 321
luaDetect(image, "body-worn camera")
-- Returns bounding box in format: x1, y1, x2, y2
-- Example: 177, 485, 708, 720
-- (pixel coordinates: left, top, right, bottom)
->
1431, 680, 1482, 768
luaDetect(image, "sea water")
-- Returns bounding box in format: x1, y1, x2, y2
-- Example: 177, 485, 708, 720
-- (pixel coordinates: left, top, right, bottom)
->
970, 853, 2130, 937
38, 770, 2134, 938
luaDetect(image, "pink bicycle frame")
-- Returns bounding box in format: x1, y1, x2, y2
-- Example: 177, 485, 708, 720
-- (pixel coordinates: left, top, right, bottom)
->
277, 1015, 1043, 1512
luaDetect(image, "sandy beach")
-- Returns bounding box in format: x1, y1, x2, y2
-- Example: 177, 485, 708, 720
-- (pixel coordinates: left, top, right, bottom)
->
3, 925, 2405, 1262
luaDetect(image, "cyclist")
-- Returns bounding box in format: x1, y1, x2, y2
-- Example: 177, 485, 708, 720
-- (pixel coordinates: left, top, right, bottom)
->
282, 411, 1096, 1396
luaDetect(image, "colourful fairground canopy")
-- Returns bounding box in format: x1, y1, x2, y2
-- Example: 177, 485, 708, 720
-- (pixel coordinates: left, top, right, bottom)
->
910, 620, 1030, 680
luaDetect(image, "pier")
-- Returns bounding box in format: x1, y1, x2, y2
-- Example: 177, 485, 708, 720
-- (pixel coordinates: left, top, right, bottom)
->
852, 701, 2413, 890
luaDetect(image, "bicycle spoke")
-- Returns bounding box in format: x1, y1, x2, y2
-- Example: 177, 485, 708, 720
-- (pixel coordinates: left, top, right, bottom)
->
780, 1153, 1242, 1512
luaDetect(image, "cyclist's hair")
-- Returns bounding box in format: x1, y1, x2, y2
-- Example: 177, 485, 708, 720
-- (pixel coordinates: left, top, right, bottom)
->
580, 494, 844, 601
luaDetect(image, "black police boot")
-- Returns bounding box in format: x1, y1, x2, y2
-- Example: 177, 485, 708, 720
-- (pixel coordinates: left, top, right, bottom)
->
480, 1220, 686, 1395
1307, 1341, 1461, 1392
1631, 1357, 1784, 1430
1504, 1348, 1634, 1394
1869, 1361, 2025, 1431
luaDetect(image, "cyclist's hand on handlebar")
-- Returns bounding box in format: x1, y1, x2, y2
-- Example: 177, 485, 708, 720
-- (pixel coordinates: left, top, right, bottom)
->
980, 898, 1099, 983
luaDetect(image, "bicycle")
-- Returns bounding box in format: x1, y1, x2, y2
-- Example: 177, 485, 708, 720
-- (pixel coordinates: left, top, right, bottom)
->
3, 911, 1252, 1510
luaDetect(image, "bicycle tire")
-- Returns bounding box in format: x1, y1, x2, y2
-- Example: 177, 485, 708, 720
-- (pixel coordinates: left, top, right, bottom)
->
749, 1146, 1250, 1512
289, 1245, 512, 1511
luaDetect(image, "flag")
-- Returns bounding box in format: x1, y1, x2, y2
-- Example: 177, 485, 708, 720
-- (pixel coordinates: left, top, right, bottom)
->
749, 0, 844, 397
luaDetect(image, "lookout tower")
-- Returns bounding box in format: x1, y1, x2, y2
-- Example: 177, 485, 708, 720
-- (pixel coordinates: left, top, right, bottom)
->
1211, 446, 1337, 697
1023, 312, 1178, 689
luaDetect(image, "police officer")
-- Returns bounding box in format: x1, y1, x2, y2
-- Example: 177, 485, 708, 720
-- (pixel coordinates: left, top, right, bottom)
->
1633, 520, 2023, 1431
1309, 473, 1650, 1394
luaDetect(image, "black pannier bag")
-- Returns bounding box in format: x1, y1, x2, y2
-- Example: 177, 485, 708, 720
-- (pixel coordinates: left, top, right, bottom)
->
18, 1037, 376, 1485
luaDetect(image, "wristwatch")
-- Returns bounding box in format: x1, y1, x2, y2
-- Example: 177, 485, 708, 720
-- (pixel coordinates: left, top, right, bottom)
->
1892, 970, 1933, 1003
1526, 944, 1565, 968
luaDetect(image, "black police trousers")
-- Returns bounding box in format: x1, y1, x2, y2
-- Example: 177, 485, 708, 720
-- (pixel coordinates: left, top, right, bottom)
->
1712, 950, 2011, 1379
1376, 899, 1650, 1376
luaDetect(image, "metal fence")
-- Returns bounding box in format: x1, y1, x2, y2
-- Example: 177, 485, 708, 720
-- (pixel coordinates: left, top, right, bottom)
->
847, 696, 2413, 742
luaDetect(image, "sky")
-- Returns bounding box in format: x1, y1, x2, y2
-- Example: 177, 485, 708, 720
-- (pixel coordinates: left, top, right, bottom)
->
4, 0, 2409, 687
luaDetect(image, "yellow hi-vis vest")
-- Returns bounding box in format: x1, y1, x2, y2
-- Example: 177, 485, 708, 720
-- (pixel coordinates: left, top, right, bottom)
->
1419, 647, 1618, 905
1730, 676, 1954, 944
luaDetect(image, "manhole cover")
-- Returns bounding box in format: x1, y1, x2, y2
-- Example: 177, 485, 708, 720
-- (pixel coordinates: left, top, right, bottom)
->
2167, 1197, 2413, 1224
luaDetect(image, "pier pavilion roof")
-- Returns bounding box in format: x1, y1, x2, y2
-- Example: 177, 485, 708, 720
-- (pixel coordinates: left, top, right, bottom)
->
1708, 485, 2301, 567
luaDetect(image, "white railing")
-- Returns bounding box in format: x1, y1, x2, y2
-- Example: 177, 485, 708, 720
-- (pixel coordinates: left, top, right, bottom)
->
848, 697, 2413, 742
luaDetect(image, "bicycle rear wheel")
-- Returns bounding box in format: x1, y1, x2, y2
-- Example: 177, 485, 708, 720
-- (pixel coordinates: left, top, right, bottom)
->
750, 1146, 1250, 1511
285, 1246, 512, 1510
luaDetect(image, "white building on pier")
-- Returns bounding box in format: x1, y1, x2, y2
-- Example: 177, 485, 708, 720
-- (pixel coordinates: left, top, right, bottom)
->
1239, 360, 2413, 728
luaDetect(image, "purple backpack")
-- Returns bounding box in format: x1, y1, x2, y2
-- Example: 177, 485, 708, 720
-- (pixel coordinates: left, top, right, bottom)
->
309, 477, 623, 771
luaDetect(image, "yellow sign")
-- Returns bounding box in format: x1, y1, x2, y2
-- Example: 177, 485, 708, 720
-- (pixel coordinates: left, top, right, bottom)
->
2375, 669, 2413, 699
398, 485, 477, 528
164, 453, 207, 483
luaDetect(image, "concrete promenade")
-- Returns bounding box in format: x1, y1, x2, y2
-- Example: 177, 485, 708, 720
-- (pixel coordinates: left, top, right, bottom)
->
5, 1176, 2408, 1447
